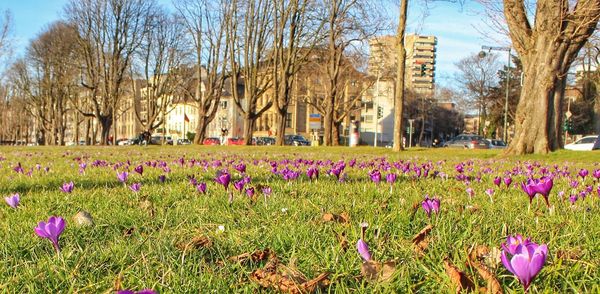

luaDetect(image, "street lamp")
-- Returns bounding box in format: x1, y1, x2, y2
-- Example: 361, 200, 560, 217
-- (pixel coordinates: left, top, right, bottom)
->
479, 45, 512, 143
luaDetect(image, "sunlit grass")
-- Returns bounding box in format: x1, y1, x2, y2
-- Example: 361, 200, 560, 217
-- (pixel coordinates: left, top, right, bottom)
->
0, 146, 599, 292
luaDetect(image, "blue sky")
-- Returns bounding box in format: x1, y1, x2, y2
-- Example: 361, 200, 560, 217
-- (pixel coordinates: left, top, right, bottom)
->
1, 0, 507, 88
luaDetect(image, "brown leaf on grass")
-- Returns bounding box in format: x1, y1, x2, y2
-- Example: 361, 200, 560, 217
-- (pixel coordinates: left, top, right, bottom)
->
443, 258, 476, 293
322, 212, 350, 224
250, 254, 329, 293
123, 227, 135, 237
412, 224, 433, 254
466, 247, 503, 294
360, 260, 397, 282
113, 272, 123, 291
556, 248, 583, 261
336, 232, 349, 252
228, 248, 273, 264
176, 235, 213, 251
468, 245, 501, 269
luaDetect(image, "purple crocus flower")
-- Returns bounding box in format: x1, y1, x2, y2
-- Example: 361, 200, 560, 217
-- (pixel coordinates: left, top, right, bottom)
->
356, 239, 371, 261
196, 182, 207, 194
245, 187, 255, 198
233, 180, 245, 192
60, 181, 74, 194
369, 170, 381, 184
307, 166, 319, 180
532, 176, 553, 207
261, 186, 272, 196
501, 235, 548, 291
134, 165, 144, 175
117, 290, 156, 294
4, 193, 20, 208
215, 171, 231, 190
386, 173, 397, 184
501, 234, 530, 255
158, 175, 166, 183
466, 187, 475, 198
129, 183, 141, 193
234, 163, 246, 174
503, 176, 512, 187
578, 169, 588, 180
117, 171, 129, 184
493, 176, 501, 187
592, 169, 600, 180
569, 194, 578, 205
35, 216, 66, 253
421, 195, 440, 218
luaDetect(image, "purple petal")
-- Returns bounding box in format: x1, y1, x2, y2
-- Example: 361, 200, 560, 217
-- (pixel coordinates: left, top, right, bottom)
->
510, 253, 532, 287
356, 239, 371, 261
500, 250, 515, 275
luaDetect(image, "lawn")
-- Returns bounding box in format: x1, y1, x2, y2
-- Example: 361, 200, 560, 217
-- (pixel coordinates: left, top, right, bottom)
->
1, 146, 599, 293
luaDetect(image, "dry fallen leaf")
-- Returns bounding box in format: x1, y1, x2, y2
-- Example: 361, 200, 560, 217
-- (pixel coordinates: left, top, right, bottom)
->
443, 258, 476, 293
322, 212, 350, 224
336, 232, 349, 252
466, 247, 503, 294
360, 260, 397, 282
176, 235, 213, 251
228, 248, 273, 264
249, 253, 329, 293
412, 224, 433, 254
556, 248, 583, 261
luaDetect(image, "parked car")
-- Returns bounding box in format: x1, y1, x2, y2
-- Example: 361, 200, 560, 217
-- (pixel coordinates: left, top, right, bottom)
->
284, 135, 310, 146
444, 134, 490, 149
255, 137, 276, 145
150, 135, 173, 145
177, 139, 192, 145
203, 137, 221, 145
227, 137, 245, 145
487, 139, 507, 149
116, 138, 132, 146
565, 135, 598, 151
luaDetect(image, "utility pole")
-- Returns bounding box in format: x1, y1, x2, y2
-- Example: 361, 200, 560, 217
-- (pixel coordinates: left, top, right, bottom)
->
374, 67, 380, 147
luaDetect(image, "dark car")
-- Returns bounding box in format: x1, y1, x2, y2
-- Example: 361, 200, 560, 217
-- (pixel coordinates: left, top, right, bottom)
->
284, 135, 310, 146
488, 139, 507, 149
150, 135, 173, 145
255, 137, 276, 145
444, 134, 490, 149
203, 137, 221, 145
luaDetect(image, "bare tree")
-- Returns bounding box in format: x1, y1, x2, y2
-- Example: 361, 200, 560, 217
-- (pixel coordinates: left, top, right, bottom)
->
271, 0, 322, 145
174, 0, 230, 145
0, 10, 12, 61
454, 52, 501, 135
319, 0, 383, 146
66, 0, 154, 145
481, 0, 600, 154
132, 8, 187, 134
228, 0, 274, 145
392, 0, 408, 151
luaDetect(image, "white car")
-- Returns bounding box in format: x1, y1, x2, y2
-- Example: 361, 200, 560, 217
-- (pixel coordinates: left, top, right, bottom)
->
565, 136, 598, 151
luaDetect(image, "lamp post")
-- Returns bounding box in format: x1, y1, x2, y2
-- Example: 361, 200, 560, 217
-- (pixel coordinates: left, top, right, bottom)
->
479, 45, 511, 142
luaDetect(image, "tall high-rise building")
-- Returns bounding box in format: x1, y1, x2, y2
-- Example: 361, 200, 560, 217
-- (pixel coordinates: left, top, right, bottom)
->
367, 34, 437, 95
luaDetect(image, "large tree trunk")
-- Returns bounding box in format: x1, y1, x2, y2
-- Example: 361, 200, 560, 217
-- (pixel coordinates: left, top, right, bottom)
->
393, 0, 408, 152
98, 115, 112, 145
332, 121, 341, 146
323, 104, 334, 146
193, 113, 210, 145
276, 111, 286, 146
243, 115, 255, 145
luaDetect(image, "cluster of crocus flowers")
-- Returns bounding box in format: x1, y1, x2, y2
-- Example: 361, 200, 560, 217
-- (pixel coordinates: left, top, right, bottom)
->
421, 195, 440, 218
306, 166, 319, 180
520, 176, 553, 207
501, 235, 548, 291
369, 170, 382, 184
4, 193, 20, 209
35, 216, 66, 254
60, 181, 74, 194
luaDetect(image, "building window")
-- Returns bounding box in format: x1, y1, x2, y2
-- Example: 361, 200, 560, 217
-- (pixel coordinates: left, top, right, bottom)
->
220, 101, 228, 109
285, 113, 292, 128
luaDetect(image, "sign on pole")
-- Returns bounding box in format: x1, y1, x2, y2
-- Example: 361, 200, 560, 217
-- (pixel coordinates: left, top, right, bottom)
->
309, 113, 321, 130
565, 111, 572, 119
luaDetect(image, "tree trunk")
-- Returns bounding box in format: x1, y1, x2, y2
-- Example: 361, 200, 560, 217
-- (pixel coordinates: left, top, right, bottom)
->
193, 113, 209, 145
332, 121, 341, 146
505, 60, 558, 154
99, 115, 111, 145
393, 0, 408, 152
323, 106, 334, 146
243, 115, 255, 145
276, 111, 286, 146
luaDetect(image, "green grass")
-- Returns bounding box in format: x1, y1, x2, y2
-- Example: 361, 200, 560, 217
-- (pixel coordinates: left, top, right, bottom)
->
0, 146, 599, 293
